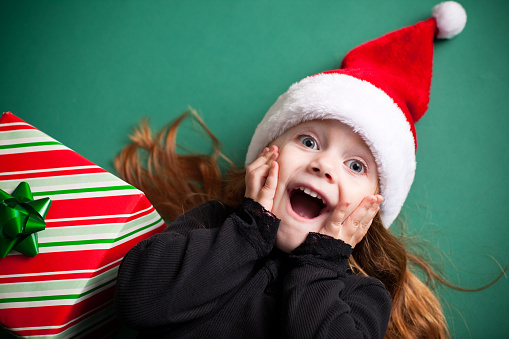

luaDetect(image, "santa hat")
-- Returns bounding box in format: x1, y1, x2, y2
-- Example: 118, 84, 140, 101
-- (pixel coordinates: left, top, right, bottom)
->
245, 1, 467, 228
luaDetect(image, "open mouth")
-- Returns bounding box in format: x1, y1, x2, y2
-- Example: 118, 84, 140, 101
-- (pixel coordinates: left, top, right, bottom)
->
290, 187, 327, 219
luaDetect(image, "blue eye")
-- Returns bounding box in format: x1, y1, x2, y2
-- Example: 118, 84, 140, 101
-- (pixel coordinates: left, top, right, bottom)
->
299, 136, 318, 149
345, 160, 365, 173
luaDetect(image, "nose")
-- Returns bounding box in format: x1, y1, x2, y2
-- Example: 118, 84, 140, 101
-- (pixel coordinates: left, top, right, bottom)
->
308, 153, 336, 182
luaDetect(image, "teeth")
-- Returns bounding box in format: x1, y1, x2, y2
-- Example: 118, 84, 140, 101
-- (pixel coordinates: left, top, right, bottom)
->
298, 187, 326, 205
304, 187, 315, 197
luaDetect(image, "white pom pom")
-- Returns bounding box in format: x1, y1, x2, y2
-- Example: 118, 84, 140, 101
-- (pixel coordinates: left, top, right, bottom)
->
432, 1, 467, 39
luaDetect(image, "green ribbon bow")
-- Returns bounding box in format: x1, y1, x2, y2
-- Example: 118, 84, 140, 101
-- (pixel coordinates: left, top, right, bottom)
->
0, 182, 51, 258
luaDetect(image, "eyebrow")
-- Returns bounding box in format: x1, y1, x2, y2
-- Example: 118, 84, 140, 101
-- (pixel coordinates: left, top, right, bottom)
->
293, 123, 323, 138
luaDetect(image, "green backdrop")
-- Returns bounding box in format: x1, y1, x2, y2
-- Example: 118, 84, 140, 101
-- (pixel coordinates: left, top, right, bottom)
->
1, 0, 508, 338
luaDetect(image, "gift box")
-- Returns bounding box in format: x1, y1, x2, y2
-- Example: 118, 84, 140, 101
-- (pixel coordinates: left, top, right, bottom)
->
0, 112, 167, 338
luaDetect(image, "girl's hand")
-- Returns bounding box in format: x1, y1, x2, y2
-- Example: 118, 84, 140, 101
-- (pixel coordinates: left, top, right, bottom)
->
319, 195, 383, 248
245, 145, 279, 212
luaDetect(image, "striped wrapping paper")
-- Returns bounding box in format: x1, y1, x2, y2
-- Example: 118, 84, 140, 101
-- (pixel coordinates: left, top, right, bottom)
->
0, 112, 167, 338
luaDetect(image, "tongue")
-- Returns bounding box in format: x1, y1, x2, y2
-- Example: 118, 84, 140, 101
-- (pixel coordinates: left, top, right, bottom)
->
290, 190, 323, 219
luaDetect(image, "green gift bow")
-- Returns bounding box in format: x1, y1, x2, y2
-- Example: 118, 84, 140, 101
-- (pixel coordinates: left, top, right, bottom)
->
0, 182, 51, 258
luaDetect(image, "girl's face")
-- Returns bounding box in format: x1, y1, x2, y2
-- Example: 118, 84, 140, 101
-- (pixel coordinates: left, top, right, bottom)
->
269, 119, 379, 252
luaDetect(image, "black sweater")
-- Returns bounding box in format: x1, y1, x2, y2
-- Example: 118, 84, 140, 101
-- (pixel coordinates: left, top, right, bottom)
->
114, 198, 392, 338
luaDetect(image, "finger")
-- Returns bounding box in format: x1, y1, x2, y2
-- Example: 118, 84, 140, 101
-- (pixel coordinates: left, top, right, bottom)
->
247, 147, 272, 170
344, 195, 383, 246
263, 159, 279, 192
359, 195, 383, 226
258, 161, 279, 211
244, 146, 280, 208
245, 162, 271, 197
346, 195, 382, 225
245, 147, 276, 187
320, 201, 350, 238
265, 145, 279, 168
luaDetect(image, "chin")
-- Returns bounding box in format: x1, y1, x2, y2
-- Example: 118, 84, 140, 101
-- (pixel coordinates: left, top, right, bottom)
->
275, 220, 313, 253
275, 237, 298, 254
273, 197, 326, 252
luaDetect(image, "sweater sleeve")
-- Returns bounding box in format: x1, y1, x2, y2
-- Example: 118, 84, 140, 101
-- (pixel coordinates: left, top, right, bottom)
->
114, 198, 279, 330
280, 233, 392, 339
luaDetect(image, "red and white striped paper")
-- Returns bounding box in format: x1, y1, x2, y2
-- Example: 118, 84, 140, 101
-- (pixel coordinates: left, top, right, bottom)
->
0, 112, 167, 338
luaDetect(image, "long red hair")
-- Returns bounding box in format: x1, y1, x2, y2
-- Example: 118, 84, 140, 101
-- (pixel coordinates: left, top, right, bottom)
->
115, 109, 501, 339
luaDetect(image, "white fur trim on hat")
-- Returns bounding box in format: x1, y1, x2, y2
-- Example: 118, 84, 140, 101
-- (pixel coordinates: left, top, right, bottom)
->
246, 73, 417, 228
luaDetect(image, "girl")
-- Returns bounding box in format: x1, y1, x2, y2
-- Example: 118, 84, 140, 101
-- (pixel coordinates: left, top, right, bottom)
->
114, 2, 468, 338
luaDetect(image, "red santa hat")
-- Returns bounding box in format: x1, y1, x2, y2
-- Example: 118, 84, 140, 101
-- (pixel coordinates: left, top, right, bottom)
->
245, 1, 467, 228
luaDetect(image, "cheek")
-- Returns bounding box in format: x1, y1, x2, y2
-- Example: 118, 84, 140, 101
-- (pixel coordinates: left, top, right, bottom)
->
345, 180, 378, 207
270, 156, 296, 217
272, 153, 292, 190
271, 180, 290, 220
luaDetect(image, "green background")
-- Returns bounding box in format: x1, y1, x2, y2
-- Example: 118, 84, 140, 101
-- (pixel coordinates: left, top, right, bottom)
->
1, 0, 508, 338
